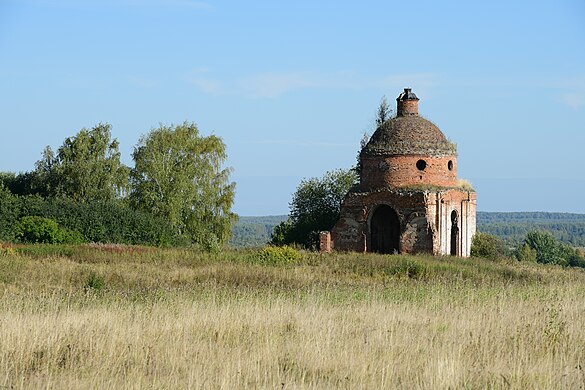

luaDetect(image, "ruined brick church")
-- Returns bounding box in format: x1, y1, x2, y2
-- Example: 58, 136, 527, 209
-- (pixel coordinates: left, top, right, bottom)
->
321, 88, 476, 256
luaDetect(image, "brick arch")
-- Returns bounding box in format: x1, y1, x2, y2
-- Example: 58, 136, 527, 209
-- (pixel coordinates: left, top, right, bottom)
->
367, 204, 400, 254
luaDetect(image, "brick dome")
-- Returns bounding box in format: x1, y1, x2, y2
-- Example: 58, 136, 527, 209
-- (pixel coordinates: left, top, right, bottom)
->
362, 115, 456, 157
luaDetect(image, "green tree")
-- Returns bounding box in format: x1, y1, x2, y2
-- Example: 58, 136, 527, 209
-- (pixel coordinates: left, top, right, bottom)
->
272, 169, 357, 249
375, 95, 392, 127
34, 123, 129, 202
129, 122, 237, 249
515, 243, 537, 262
14, 216, 84, 244
523, 230, 585, 267
470, 231, 509, 259
524, 230, 564, 265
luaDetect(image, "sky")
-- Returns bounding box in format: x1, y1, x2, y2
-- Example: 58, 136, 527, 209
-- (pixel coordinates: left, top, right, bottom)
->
0, 0, 584, 216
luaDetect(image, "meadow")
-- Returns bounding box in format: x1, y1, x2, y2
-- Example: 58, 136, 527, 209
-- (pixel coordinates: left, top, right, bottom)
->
1, 245, 585, 389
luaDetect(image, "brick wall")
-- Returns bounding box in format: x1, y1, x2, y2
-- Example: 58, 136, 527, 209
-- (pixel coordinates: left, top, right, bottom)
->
361, 155, 458, 190
397, 99, 419, 116
331, 188, 476, 256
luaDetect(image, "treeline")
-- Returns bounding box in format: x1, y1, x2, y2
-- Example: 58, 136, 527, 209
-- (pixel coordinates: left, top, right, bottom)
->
0, 190, 183, 246
229, 216, 287, 248
230, 212, 585, 249
477, 212, 585, 247
1, 122, 236, 249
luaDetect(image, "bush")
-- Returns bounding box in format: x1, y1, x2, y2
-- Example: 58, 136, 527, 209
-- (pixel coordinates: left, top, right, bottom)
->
470, 232, 509, 259
515, 243, 537, 262
10, 196, 186, 246
251, 245, 302, 266
0, 242, 16, 257
14, 216, 69, 244
524, 230, 561, 264
84, 272, 105, 292
522, 230, 585, 267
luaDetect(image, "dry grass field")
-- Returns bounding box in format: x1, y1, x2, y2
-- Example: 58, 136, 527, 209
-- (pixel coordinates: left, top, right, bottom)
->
1, 245, 585, 389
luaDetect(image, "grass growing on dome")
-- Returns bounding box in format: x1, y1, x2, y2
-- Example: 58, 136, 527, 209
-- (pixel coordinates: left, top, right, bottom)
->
457, 178, 474, 191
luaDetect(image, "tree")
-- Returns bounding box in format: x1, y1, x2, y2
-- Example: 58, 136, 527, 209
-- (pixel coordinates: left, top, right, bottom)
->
515, 243, 537, 262
129, 122, 237, 249
272, 169, 358, 249
524, 230, 564, 265
375, 95, 392, 127
470, 232, 509, 259
34, 123, 129, 202
354, 96, 393, 176
523, 230, 585, 267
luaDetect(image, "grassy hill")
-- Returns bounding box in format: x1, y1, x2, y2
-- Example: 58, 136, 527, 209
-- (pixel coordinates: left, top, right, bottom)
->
1, 245, 584, 388
231, 212, 585, 248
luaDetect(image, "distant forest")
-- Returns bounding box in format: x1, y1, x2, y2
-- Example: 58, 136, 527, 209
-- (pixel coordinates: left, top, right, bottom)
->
229, 212, 585, 249
477, 212, 585, 248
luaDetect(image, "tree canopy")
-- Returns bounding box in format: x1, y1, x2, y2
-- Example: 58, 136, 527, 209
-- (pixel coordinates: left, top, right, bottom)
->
33, 123, 129, 202
129, 122, 237, 249
272, 169, 357, 249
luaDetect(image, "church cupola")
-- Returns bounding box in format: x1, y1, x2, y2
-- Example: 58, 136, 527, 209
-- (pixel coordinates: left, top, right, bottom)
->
396, 88, 419, 116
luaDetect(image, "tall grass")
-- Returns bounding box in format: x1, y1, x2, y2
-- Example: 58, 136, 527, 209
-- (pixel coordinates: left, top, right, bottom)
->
1, 246, 584, 388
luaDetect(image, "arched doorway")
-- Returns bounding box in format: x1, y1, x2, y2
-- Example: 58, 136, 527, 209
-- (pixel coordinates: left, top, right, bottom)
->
450, 210, 459, 256
370, 205, 400, 254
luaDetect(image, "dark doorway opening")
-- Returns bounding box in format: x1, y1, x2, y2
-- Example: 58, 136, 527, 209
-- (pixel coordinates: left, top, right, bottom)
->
450, 210, 459, 256
370, 205, 400, 254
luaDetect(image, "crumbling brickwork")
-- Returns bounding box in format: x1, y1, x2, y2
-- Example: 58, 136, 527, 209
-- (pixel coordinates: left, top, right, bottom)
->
324, 88, 476, 257
360, 155, 458, 189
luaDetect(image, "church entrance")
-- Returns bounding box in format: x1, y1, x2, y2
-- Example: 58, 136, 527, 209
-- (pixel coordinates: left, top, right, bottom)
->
370, 205, 400, 254
450, 210, 459, 256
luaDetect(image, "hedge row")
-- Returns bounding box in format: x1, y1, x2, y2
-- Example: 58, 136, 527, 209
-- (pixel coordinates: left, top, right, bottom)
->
0, 187, 188, 246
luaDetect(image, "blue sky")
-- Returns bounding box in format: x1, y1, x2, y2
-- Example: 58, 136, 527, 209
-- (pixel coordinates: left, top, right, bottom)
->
1, 0, 584, 215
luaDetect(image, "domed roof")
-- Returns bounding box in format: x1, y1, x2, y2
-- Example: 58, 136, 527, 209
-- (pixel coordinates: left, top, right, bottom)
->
362, 115, 457, 157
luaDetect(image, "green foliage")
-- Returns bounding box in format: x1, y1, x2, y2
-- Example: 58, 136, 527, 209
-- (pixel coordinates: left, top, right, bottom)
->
84, 272, 105, 292
0, 243, 16, 257
229, 216, 287, 248
0, 185, 20, 241
272, 169, 358, 249
33, 123, 129, 202
251, 245, 302, 266
477, 211, 585, 247
523, 230, 585, 267
524, 231, 561, 264
130, 122, 237, 250
270, 219, 294, 246
0, 171, 45, 197
515, 243, 537, 262
0, 190, 184, 246
470, 232, 509, 259
375, 95, 393, 127
14, 216, 83, 244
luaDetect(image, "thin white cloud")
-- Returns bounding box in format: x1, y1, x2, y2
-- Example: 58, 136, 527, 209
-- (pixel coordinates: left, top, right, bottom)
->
561, 93, 585, 108
186, 68, 224, 94
186, 69, 441, 99
21, 0, 212, 10
250, 139, 354, 147
237, 71, 361, 98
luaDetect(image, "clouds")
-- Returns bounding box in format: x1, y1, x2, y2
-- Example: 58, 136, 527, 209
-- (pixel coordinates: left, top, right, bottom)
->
187, 70, 440, 99
14, 0, 212, 9
560, 93, 585, 108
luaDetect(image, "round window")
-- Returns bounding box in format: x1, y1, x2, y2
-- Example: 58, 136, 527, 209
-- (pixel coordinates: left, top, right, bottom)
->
416, 159, 427, 171
448, 160, 453, 171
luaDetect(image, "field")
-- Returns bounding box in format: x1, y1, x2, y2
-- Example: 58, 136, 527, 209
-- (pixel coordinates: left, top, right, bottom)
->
1, 246, 585, 388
